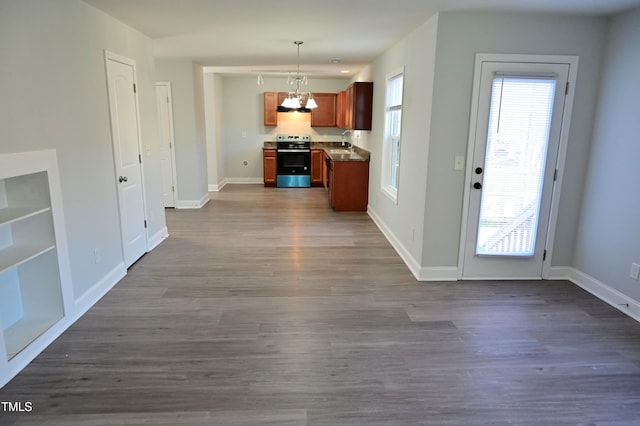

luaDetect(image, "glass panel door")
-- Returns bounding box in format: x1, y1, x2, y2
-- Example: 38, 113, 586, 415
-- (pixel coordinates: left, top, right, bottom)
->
462, 60, 570, 280
476, 77, 556, 256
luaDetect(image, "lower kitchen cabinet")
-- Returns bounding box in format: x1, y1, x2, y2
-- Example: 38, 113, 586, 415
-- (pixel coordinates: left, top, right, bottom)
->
311, 150, 324, 187
328, 159, 369, 212
263, 149, 277, 187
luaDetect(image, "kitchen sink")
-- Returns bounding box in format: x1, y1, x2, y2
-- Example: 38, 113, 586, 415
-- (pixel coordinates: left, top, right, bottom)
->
327, 149, 352, 154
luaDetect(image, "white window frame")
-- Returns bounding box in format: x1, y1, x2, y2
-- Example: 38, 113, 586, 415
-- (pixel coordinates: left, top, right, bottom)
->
381, 67, 404, 204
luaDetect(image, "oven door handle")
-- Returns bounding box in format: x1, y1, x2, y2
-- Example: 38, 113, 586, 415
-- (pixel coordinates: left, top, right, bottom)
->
277, 149, 310, 153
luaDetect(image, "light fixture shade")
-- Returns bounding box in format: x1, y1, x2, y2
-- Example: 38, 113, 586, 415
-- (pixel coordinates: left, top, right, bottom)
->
282, 95, 301, 109
305, 96, 318, 109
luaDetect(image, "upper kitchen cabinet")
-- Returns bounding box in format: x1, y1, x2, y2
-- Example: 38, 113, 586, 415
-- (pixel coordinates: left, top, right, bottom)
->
344, 82, 373, 131
263, 92, 279, 126
310, 93, 337, 127
336, 91, 347, 129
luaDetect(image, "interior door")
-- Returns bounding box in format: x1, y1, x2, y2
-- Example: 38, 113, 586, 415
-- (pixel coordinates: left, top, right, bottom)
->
155, 82, 177, 208
105, 54, 147, 268
461, 61, 569, 279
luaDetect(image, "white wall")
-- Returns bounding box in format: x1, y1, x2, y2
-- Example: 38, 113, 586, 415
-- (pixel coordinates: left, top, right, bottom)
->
422, 11, 608, 270
573, 8, 640, 303
204, 73, 226, 190
363, 11, 610, 279
363, 15, 440, 276
155, 59, 209, 206
217, 75, 348, 181
0, 0, 165, 301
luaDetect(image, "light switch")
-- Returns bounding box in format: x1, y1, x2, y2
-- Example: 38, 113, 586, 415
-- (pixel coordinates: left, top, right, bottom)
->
454, 156, 465, 171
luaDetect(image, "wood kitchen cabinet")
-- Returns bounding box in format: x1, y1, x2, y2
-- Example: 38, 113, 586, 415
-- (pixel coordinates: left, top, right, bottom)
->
344, 82, 373, 131
263, 92, 289, 126
263, 92, 278, 126
311, 149, 324, 186
336, 91, 347, 129
327, 158, 369, 212
322, 151, 329, 190
310, 93, 337, 127
263, 149, 277, 186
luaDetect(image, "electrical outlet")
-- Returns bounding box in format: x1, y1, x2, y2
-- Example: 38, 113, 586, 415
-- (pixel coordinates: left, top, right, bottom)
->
454, 156, 465, 171
630, 263, 640, 280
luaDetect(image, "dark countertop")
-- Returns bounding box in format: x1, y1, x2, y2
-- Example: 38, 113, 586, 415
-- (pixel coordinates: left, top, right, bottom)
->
263, 141, 369, 162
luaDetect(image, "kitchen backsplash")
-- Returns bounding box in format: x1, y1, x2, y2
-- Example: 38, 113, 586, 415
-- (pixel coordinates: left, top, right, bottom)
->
266, 112, 345, 141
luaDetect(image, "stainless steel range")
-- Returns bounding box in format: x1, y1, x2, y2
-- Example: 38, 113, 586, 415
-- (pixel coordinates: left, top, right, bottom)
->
276, 135, 311, 188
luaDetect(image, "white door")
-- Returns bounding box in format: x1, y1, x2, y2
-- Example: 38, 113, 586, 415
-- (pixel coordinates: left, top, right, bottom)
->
105, 53, 147, 268
155, 82, 177, 208
461, 58, 572, 279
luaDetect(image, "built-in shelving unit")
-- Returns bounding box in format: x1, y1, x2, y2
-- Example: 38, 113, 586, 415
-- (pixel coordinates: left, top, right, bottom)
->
0, 150, 72, 386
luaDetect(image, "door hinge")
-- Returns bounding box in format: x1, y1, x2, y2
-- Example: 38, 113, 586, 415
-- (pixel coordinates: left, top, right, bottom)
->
138, 154, 142, 164
133, 83, 137, 93
565, 82, 569, 95
543, 249, 547, 261
144, 219, 147, 229
166, 96, 169, 104
172, 186, 175, 192
553, 169, 558, 181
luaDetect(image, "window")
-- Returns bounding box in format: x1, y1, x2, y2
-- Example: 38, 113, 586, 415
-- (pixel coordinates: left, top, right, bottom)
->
382, 68, 404, 202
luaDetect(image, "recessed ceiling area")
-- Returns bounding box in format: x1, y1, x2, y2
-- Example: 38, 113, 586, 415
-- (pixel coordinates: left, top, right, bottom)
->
83, 0, 640, 77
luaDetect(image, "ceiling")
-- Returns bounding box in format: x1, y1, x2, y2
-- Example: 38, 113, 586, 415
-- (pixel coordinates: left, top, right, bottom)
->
83, 0, 640, 78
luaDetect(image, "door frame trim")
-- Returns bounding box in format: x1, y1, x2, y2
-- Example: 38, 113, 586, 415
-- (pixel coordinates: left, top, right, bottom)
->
104, 50, 150, 264
156, 81, 179, 207
457, 53, 579, 280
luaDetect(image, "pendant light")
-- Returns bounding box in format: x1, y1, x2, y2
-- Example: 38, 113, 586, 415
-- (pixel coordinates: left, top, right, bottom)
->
281, 41, 317, 109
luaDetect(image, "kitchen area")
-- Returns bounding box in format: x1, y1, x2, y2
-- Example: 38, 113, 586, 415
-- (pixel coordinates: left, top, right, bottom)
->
261, 82, 373, 211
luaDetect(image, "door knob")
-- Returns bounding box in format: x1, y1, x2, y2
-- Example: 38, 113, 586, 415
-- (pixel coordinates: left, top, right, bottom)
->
119, 176, 128, 183
475, 167, 483, 174
473, 182, 482, 189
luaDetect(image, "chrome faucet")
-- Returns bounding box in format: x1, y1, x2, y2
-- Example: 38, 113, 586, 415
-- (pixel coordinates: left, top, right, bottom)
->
341, 129, 353, 148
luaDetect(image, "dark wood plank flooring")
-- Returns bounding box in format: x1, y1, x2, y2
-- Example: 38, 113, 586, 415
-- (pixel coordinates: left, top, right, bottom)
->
2, 185, 640, 425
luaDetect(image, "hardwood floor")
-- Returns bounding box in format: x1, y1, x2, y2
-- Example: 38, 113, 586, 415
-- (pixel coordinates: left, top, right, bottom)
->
2, 185, 640, 425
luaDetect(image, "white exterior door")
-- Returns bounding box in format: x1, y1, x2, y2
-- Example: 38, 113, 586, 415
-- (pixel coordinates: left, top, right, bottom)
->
105, 53, 147, 268
460, 57, 575, 280
155, 82, 177, 208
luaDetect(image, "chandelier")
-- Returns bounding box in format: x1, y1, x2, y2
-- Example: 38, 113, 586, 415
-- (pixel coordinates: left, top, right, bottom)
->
281, 41, 317, 110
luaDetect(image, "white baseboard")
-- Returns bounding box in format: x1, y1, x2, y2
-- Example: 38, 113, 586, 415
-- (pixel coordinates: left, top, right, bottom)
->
367, 207, 458, 281
566, 267, 640, 323
208, 178, 228, 192
225, 177, 263, 185
367, 207, 421, 280
148, 226, 168, 251
418, 266, 458, 281
176, 192, 210, 209
72, 263, 127, 318
368, 207, 458, 281
546, 266, 573, 280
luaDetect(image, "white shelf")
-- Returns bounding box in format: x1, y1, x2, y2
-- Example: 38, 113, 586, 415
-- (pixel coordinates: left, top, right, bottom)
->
4, 316, 63, 360
0, 206, 51, 227
0, 150, 72, 387
0, 244, 56, 275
